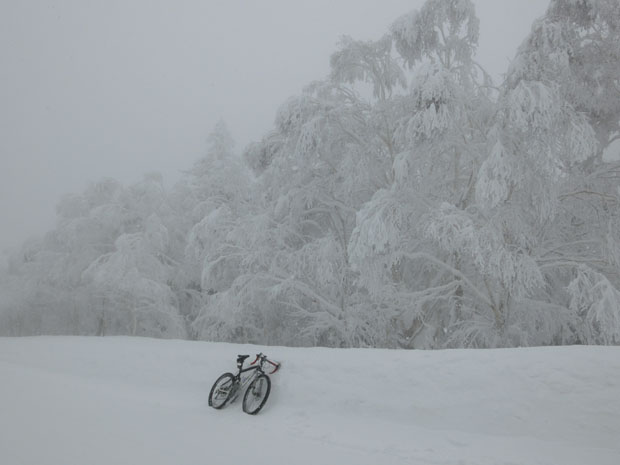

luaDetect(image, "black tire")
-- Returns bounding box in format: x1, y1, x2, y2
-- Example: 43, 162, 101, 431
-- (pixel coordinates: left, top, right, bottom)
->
208, 372, 236, 409
242, 374, 271, 415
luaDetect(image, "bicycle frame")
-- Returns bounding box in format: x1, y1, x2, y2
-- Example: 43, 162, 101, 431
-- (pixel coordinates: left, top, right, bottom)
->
228, 353, 279, 402
234, 364, 263, 390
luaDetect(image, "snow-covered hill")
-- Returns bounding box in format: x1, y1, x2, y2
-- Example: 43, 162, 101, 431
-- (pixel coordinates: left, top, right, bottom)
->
1, 337, 618, 465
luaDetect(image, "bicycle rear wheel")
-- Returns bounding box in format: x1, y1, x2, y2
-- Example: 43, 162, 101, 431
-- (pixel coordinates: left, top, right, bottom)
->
242, 374, 271, 414
208, 372, 236, 409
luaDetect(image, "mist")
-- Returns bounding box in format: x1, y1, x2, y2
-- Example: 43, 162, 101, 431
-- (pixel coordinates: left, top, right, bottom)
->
1, 0, 547, 254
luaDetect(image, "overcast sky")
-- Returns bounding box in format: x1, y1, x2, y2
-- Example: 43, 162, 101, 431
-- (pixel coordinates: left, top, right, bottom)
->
0, 0, 549, 255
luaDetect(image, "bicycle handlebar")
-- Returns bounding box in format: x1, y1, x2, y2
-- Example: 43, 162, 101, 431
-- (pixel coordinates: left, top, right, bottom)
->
249, 353, 281, 374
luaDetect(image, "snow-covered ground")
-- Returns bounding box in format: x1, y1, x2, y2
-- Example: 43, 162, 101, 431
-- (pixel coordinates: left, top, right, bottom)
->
1, 337, 618, 465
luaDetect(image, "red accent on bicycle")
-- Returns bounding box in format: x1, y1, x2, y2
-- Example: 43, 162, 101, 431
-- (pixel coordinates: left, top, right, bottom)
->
250, 353, 281, 374
266, 358, 281, 374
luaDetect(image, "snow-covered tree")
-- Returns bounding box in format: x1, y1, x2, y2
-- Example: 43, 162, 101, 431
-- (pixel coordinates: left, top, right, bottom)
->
198, 90, 358, 345
168, 120, 253, 338
83, 212, 184, 338
472, 0, 620, 345
349, 0, 501, 348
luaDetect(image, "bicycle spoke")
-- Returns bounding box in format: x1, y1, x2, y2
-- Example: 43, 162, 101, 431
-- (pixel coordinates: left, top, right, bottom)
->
246, 378, 265, 412
209, 373, 236, 409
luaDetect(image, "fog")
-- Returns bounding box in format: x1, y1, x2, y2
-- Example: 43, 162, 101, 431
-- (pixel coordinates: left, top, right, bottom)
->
0, 0, 548, 255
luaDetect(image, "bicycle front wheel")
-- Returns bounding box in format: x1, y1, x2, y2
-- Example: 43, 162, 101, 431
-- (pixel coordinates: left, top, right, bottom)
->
242, 374, 271, 415
208, 372, 235, 409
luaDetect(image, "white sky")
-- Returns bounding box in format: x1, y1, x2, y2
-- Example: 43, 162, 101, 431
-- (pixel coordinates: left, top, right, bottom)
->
0, 0, 549, 254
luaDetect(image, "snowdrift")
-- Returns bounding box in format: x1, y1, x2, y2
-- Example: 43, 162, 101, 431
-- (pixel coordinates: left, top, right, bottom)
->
1, 337, 618, 465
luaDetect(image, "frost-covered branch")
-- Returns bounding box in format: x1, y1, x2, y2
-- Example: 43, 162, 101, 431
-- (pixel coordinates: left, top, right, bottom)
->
402, 252, 493, 309
559, 190, 618, 203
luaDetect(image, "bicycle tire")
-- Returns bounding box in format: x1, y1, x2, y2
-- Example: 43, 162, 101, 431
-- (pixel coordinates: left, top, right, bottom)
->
208, 372, 236, 409
242, 374, 271, 415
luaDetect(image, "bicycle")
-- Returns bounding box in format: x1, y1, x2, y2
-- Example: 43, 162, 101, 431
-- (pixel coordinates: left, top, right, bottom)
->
208, 353, 281, 415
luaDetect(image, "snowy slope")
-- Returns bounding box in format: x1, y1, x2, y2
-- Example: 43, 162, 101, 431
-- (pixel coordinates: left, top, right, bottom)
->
1, 337, 618, 465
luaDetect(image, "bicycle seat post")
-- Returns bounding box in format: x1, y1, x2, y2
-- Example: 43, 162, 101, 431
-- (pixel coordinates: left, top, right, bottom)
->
236, 354, 250, 369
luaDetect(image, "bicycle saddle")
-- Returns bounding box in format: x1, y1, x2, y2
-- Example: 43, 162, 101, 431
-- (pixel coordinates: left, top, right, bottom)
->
237, 354, 250, 363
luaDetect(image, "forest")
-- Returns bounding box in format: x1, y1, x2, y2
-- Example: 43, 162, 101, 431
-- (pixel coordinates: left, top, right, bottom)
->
1, 0, 619, 349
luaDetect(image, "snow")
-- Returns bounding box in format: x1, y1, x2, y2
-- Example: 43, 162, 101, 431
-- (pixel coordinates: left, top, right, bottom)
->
1, 337, 619, 465
603, 137, 620, 163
